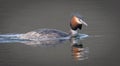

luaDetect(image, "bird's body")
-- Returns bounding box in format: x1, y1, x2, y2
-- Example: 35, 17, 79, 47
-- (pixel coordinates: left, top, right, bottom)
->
19, 29, 69, 40
19, 15, 87, 40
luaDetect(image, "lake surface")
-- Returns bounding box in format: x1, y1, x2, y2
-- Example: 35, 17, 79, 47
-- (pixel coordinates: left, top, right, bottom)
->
0, 0, 120, 66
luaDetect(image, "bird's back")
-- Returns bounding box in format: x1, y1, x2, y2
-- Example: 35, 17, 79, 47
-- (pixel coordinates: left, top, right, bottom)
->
19, 29, 69, 40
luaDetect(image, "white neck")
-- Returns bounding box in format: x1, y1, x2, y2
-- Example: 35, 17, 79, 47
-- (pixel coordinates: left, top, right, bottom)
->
70, 29, 78, 36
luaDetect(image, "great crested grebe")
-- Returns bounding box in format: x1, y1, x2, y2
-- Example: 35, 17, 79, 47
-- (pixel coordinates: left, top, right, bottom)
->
19, 15, 88, 40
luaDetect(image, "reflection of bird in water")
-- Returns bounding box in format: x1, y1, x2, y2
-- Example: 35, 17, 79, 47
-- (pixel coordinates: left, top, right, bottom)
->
19, 14, 87, 40
72, 44, 89, 61
70, 37, 89, 61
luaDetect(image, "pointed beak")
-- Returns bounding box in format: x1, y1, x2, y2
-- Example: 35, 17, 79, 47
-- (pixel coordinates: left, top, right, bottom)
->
80, 19, 88, 26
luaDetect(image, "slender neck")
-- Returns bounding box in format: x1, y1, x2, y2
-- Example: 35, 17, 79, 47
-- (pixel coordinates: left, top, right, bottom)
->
70, 29, 78, 36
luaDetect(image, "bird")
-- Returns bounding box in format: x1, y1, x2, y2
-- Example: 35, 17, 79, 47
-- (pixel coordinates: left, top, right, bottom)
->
19, 15, 88, 40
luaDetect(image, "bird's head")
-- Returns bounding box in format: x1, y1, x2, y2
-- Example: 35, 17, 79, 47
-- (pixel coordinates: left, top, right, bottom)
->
70, 15, 87, 36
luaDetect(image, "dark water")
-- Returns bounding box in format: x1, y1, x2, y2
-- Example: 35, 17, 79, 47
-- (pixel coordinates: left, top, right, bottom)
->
0, 0, 120, 66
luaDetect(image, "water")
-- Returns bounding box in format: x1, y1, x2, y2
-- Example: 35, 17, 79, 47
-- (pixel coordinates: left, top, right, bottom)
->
0, 0, 120, 66
0, 33, 88, 45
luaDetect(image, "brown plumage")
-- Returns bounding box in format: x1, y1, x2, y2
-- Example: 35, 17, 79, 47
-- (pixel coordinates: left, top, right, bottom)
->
70, 16, 82, 30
